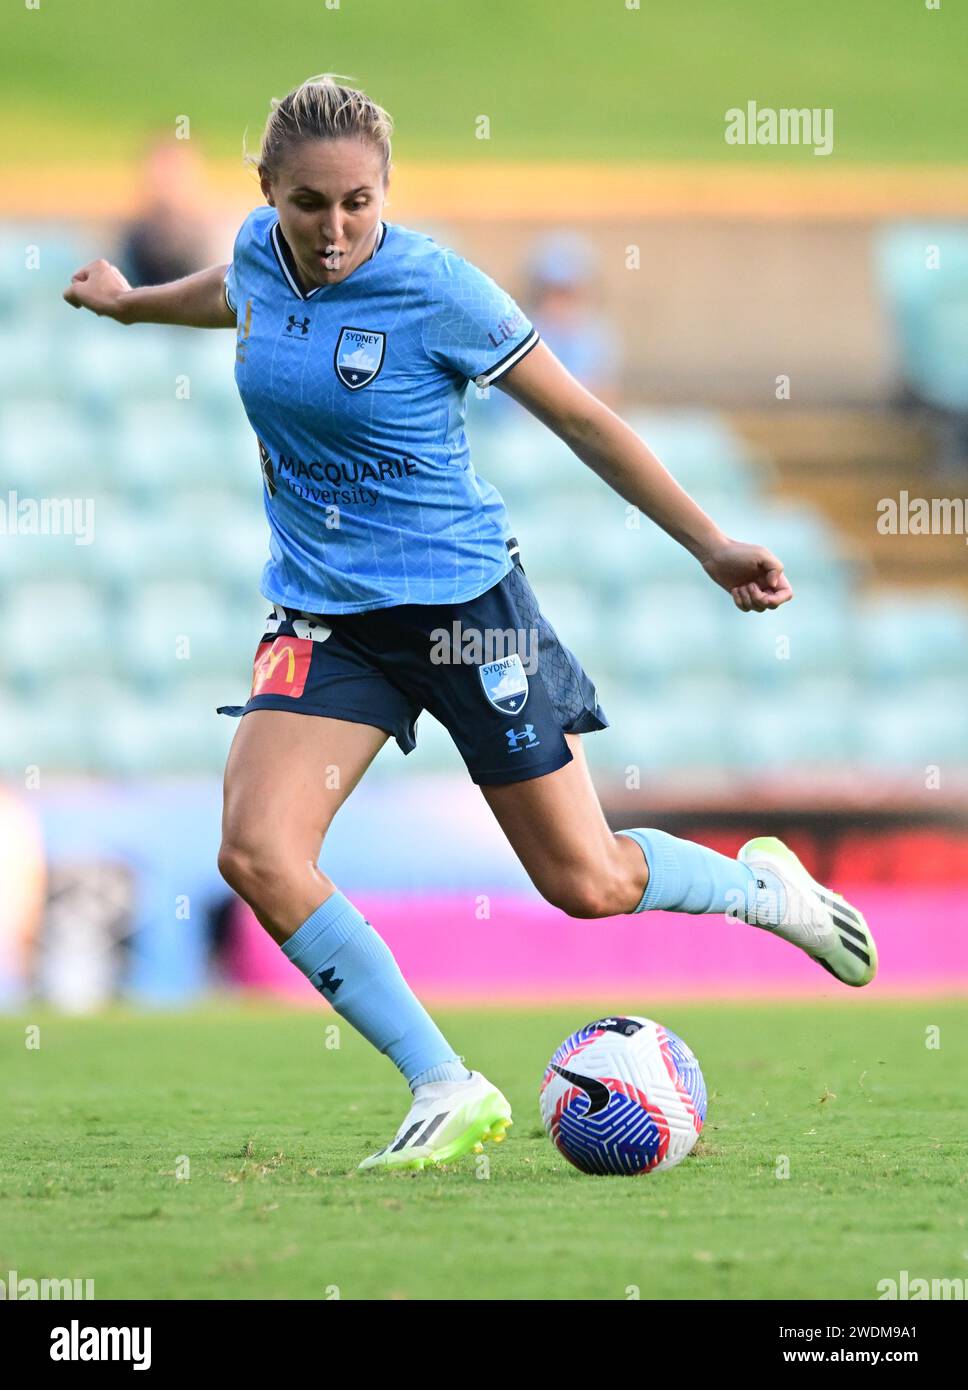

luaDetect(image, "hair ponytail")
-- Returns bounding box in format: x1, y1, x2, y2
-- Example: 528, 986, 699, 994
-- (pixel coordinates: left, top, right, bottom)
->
249, 73, 393, 181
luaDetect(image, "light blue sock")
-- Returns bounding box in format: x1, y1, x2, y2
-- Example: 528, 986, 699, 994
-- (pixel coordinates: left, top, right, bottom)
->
282, 891, 471, 1090
617, 828, 785, 923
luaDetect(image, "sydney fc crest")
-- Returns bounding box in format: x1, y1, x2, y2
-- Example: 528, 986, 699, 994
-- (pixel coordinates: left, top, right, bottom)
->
334, 326, 386, 390
479, 655, 529, 715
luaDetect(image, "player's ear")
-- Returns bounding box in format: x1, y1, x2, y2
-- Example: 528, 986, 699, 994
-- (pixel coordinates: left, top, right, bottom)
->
259, 167, 275, 206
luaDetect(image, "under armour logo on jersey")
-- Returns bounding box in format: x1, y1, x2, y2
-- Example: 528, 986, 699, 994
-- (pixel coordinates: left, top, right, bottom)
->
312, 966, 343, 996
286, 314, 311, 336
505, 724, 539, 753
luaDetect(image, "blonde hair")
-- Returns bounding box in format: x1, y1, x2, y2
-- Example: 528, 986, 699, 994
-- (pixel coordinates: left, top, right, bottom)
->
249, 73, 393, 182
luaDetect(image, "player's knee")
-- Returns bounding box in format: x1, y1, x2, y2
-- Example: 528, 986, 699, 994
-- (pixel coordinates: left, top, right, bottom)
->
217, 837, 282, 907
541, 870, 622, 920
216, 839, 255, 897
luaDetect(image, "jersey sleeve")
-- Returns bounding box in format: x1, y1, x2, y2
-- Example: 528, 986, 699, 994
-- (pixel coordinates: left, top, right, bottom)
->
223, 261, 238, 316
421, 250, 540, 388
223, 206, 268, 317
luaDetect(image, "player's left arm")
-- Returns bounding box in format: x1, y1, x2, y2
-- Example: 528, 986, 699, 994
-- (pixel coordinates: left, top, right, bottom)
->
497, 340, 792, 612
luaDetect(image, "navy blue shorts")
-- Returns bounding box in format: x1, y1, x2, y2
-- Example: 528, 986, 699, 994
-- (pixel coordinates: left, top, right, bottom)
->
216, 542, 608, 785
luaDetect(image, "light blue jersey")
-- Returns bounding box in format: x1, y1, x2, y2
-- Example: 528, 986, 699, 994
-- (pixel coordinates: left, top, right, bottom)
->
224, 207, 540, 612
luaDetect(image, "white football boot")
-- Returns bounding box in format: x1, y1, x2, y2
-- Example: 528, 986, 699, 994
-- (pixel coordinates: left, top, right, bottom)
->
738, 836, 878, 987
357, 1071, 512, 1172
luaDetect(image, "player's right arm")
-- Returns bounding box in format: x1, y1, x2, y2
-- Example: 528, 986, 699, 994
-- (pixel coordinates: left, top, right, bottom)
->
63, 259, 236, 328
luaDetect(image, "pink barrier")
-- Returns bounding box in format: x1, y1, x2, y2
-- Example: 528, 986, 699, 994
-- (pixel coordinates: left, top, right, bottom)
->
226, 885, 968, 1003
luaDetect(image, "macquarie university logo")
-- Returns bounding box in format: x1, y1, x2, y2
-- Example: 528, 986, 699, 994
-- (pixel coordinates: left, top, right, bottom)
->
479, 654, 529, 714
334, 327, 386, 389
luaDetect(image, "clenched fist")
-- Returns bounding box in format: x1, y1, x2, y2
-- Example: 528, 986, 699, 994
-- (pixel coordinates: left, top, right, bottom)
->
700, 539, 794, 612
63, 258, 134, 322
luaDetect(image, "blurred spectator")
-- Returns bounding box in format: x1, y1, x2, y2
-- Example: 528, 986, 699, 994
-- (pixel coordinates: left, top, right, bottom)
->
118, 138, 212, 286
874, 223, 968, 479
473, 230, 623, 426
523, 231, 622, 408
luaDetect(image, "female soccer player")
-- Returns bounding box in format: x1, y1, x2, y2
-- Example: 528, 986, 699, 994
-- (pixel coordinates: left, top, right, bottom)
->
65, 75, 877, 1171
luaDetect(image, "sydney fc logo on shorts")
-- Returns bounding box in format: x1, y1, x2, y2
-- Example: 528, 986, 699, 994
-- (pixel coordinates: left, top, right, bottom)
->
479, 654, 529, 714
334, 326, 386, 390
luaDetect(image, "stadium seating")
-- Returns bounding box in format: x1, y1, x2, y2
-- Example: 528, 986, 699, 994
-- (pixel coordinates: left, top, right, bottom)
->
874, 223, 968, 412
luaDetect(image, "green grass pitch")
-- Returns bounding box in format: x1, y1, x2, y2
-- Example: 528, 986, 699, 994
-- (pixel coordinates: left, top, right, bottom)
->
1, 0, 965, 164
2, 999, 966, 1301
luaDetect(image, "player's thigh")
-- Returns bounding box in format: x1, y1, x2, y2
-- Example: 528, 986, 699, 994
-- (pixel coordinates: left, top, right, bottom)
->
220, 709, 388, 869
479, 734, 643, 917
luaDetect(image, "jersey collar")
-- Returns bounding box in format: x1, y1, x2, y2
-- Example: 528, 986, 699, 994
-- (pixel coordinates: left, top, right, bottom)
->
270, 220, 388, 300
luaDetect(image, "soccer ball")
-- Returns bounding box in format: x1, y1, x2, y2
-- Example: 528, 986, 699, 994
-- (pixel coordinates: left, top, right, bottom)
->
539, 1015, 706, 1175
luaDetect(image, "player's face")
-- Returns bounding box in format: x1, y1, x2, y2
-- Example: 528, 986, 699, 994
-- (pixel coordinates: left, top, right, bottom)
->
263, 139, 388, 289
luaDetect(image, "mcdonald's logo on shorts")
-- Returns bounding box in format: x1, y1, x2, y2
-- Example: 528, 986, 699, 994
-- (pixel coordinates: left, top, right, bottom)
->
250, 636, 313, 698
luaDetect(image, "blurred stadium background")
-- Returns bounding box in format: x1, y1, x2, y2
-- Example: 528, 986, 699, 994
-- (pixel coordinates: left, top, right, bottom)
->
2, 0, 967, 1011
